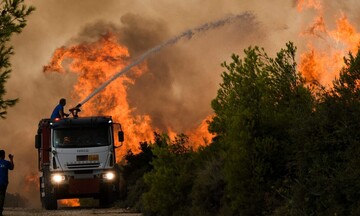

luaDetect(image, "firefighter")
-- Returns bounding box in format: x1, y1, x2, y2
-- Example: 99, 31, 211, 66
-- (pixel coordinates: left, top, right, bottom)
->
0, 150, 14, 216
63, 136, 71, 145
51, 98, 70, 119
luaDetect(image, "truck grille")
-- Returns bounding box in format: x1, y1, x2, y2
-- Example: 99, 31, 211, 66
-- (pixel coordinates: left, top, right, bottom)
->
66, 163, 100, 169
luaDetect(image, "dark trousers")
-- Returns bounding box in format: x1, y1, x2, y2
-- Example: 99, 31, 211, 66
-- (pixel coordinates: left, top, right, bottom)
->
0, 185, 7, 213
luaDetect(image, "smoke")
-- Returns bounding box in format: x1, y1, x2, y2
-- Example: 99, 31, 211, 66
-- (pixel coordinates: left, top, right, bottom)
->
123, 13, 259, 131
77, 13, 256, 133
1, 0, 359, 208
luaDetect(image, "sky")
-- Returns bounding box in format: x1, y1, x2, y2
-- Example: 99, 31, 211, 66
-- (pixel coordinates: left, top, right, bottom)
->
1, 0, 360, 207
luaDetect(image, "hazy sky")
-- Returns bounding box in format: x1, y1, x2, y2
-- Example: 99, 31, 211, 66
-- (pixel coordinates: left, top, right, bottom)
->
1, 0, 359, 207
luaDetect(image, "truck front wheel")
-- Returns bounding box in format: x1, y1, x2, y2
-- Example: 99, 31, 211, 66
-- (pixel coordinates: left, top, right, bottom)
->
42, 167, 58, 210
99, 184, 115, 208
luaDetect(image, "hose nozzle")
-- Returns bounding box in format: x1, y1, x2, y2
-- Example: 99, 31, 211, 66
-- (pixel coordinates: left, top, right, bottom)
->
69, 104, 82, 118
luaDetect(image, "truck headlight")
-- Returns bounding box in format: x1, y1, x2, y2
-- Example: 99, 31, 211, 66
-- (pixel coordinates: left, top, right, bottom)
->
52, 174, 65, 183
102, 172, 115, 180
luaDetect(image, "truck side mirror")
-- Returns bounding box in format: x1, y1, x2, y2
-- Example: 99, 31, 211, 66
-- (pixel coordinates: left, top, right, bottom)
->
118, 131, 124, 142
35, 134, 41, 149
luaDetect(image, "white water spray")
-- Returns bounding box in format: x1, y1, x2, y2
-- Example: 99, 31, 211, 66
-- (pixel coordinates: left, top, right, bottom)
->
78, 12, 252, 106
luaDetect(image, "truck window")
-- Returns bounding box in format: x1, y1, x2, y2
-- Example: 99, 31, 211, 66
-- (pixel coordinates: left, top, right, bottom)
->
53, 126, 111, 148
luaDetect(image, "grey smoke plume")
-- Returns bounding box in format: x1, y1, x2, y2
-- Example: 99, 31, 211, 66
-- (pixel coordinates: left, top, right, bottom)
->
78, 12, 254, 107
123, 13, 259, 131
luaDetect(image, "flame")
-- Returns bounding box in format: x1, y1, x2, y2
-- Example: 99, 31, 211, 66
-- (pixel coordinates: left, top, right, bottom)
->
44, 33, 153, 158
44, 32, 212, 159
187, 115, 214, 149
330, 14, 360, 53
166, 116, 214, 150
297, 0, 360, 86
59, 199, 80, 207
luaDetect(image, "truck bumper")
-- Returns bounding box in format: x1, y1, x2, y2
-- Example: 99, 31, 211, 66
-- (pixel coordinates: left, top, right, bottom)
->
53, 178, 117, 199
68, 178, 100, 194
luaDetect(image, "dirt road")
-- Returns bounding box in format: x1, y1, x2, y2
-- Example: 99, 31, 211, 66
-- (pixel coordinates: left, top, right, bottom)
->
3, 207, 142, 216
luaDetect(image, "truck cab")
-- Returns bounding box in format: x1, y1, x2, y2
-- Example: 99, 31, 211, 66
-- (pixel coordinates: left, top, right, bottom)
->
35, 116, 124, 210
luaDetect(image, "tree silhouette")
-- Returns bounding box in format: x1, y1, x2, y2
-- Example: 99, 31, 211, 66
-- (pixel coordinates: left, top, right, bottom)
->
0, 0, 34, 118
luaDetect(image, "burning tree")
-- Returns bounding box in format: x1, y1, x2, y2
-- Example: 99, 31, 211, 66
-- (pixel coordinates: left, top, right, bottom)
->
0, 0, 34, 118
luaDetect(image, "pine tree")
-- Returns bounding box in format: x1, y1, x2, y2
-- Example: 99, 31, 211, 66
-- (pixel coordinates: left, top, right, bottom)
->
209, 43, 314, 215
0, 0, 34, 118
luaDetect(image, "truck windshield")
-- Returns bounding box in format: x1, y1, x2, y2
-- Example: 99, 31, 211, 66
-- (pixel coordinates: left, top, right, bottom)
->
53, 126, 111, 148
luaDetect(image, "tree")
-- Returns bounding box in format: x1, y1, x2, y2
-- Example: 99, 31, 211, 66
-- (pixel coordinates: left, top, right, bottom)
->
119, 140, 154, 211
209, 42, 314, 215
292, 50, 360, 215
190, 141, 226, 216
142, 133, 195, 216
0, 0, 34, 118
115, 43, 360, 215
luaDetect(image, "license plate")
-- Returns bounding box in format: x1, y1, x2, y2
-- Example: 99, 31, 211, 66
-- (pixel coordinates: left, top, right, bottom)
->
77, 154, 99, 161
88, 154, 99, 161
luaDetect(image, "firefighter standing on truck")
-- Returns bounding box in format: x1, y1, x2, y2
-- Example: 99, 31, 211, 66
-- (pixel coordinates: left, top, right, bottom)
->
0, 150, 14, 216
51, 98, 70, 119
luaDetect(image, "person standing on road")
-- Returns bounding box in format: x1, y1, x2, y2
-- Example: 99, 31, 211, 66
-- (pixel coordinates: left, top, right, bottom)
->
51, 98, 70, 119
0, 150, 14, 216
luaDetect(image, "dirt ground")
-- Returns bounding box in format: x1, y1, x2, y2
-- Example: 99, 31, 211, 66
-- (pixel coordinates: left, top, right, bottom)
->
2, 207, 142, 216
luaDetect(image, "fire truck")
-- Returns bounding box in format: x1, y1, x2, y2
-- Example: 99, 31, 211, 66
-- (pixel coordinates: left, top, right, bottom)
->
35, 107, 124, 210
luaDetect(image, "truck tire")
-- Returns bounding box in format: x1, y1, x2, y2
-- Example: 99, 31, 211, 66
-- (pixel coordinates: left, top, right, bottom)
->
42, 167, 58, 210
114, 164, 125, 200
118, 177, 127, 200
99, 184, 114, 208
40, 177, 45, 209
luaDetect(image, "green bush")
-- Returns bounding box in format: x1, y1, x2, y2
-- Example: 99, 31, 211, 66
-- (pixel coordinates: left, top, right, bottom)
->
142, 134, 195, 216
117, 44, 360, 215
117, 141, 154, 211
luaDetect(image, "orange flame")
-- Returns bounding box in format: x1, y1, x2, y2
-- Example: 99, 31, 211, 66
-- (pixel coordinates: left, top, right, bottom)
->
298, 0, 360, 86
187, 115, 214, 149
44, 33, 153, 158
59, 199, 80, 207
44, 32, 212, 159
